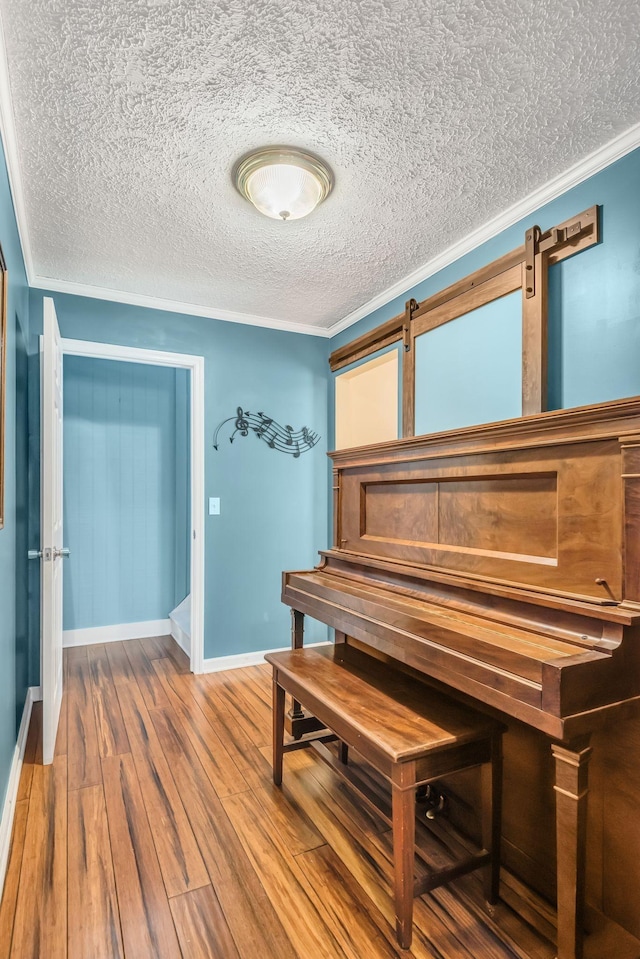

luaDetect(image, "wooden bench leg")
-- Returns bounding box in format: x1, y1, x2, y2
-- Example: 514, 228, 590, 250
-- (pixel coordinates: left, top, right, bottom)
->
339, 741, 349, 765
481, 731, 503, 905
272, 673, 285, 787
392, 763, 416, 949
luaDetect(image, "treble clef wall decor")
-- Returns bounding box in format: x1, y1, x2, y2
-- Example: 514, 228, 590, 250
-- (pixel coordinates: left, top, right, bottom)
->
213, 407, 320, 457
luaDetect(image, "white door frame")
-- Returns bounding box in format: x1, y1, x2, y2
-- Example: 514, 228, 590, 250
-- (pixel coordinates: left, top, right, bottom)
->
61, 338, 206, 674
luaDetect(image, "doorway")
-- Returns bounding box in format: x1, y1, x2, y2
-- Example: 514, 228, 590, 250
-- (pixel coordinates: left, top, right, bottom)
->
60, 338, 205, 673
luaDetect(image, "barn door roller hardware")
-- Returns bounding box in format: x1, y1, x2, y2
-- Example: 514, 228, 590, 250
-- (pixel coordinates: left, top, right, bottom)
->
403, 299, 418, 351
525, 205, 598, 298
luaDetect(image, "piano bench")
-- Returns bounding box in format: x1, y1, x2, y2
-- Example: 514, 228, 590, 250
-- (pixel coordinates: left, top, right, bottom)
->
265, 644, 505, 951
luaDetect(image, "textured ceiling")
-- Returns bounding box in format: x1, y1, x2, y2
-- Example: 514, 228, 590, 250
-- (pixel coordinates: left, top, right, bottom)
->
1, 0, 639, 332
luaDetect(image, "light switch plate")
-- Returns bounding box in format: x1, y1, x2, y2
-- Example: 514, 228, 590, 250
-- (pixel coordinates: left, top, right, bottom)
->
209, 497, 220, 515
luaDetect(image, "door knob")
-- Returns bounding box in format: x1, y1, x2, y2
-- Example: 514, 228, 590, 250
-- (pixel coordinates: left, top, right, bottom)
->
31, 547, 71, 560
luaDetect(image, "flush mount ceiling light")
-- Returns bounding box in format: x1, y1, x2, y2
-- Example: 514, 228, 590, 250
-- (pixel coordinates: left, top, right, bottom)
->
233, 146, 333, 221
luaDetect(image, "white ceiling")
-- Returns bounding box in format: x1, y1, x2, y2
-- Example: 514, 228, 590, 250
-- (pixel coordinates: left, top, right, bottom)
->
0, 0, 639, 335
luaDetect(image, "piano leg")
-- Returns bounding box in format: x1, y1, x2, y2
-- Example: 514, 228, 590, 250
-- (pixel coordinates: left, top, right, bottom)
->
481, 731, 503, 905
551, 735, 593, 959
391, 762, 416, 950
288, 609, 306, 734
286, 609, 325, 738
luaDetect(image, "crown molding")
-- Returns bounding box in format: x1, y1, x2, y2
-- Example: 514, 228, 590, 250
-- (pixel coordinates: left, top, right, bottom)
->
0, 8, 34, 281
327, 120, 640, 338
31, 275, 331, 337
0, 0, 638, 343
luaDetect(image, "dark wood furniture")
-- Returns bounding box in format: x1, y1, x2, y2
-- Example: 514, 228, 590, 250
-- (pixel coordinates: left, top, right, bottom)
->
329, 205, 598, 423
266, 644, 505, 949
282, 396, 640, 959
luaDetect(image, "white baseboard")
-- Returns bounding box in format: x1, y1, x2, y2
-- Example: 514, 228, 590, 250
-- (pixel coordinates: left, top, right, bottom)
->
201, 640, 331, 674
0, 686, 38, 900
169, 617, 190, 657
63, 619, 171, 647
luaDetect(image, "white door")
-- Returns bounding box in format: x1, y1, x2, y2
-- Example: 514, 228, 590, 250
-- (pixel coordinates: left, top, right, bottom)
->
41, 297, 65, 765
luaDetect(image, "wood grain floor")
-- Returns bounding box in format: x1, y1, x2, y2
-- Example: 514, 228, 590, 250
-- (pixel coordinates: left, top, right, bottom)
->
0, 635, 599, 958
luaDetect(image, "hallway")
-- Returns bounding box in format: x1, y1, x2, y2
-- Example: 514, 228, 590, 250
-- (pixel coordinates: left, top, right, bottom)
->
0, 637, 570, 958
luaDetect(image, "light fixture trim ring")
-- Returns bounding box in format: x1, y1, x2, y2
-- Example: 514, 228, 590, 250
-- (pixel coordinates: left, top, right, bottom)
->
233, 146, 334, 212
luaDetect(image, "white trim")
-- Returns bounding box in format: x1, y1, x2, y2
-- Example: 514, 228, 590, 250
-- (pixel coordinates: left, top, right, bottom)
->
60, 338, 206, 674
0, 0, 638, 345
24, 123, 640, 340
0, 10, 34, 282
327, 120, 640, 337
169, 616, 190, 657
0, 686, 38, 899
189, 354, 205, 674
37, 278, 330, 337
62, 338, 202, 368
63, 619, 171, 648
201, 640, 331, 674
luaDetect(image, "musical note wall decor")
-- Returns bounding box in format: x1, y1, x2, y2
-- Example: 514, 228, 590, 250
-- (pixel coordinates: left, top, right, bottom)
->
213, 407, 320, 457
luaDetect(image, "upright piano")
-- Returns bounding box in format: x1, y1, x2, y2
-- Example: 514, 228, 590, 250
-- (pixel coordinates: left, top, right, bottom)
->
282, 396, 640, 959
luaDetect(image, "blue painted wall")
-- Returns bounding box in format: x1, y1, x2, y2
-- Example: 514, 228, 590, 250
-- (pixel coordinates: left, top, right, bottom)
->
28, 291, 329, 661
414, 290, 522, 434
0, 140, 30, 813
63, 356, 189, 630
331, 147, 640, 426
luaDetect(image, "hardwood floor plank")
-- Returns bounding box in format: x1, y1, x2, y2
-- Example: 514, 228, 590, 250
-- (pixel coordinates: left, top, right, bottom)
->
16, 705, 40, 803
152, 660, 249, 798
280, 751, 467, 958
105, 641, 137, 685
297, 844, 409, 959
165, 639, 191, 674
222, 791, 348, 959
0, 800, 28, 959
172, 671, 273, 790
87, 645, 130, 757
102, 753, 181, 958
148, 704, 299, 959
2, 652, 565, 959
251, 781, 327, 857
67, 785, 124, 959
282, 750, 520, 959
122, 639, 171, 709
139, 635, 172, 660
198, 671, 270, 747
241, 663, 272, 698
261, 743, 390, 840
10, 758, 67, 959
67, 647, 103, 790
426, 884, 532, 959
54, 683, 68, 758
170, 885, 241, 959
139, 634, 190, 674
115, 679, 210, 897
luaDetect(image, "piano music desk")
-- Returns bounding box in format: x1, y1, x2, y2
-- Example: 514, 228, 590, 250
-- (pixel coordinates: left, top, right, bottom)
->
266, 644, 505, 950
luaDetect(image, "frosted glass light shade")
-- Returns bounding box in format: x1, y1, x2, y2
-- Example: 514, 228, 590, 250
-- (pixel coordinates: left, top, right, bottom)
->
234, 147, 333, 221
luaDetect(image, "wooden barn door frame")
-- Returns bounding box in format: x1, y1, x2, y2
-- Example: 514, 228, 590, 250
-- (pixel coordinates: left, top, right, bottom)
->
329, 205, 599, 437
